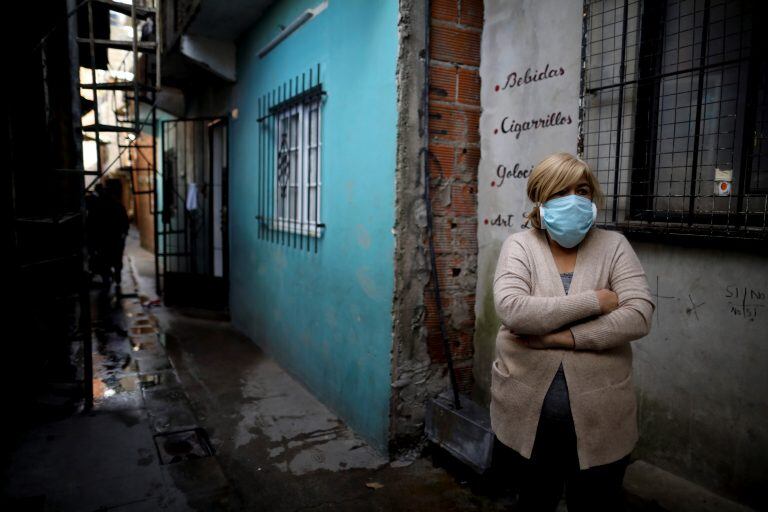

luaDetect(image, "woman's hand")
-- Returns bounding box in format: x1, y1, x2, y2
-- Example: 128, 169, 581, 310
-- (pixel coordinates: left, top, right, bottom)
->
512, 290, 618, 349
595, 288, 619, 314
515, 329, 575, 350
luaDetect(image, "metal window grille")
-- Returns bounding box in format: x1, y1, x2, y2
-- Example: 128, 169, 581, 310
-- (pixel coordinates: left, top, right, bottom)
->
581, 0, 768, 242
256, 64, 325, 252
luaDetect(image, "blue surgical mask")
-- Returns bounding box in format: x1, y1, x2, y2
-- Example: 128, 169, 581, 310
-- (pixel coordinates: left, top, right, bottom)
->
539, 194, 597, 248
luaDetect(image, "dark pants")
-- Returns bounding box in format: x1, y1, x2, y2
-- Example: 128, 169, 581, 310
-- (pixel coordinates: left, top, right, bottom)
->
495, 412, 631, 511
103, 234, 127, 286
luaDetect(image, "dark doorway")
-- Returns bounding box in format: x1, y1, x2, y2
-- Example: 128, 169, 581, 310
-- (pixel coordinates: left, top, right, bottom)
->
158, 117, 229, 309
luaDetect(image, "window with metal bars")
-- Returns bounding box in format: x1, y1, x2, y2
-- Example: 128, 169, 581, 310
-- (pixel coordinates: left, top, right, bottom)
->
256, 64, 325, 252
581, 0, 767, 242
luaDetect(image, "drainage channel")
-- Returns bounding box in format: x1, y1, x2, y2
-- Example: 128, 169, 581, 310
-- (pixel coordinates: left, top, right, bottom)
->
154, 428, 216, 465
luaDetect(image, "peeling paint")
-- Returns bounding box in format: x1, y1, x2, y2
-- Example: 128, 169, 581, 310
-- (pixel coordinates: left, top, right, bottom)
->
356, 224, 372, 249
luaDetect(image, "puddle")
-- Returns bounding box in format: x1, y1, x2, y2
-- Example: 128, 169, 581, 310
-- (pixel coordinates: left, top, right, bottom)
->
138, 372, 176, 389
92, 374, 140, 403
130, 326, 157, 335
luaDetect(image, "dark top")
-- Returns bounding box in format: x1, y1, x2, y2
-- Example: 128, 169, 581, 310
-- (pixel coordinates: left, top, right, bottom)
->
540, 272, 574, 423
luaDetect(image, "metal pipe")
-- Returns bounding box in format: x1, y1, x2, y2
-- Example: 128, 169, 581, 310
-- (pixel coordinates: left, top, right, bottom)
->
131, 0, 139, 136
420, 0, 460, 410
611, 0, 630, 223
314, 62, 320, 253
687, 0, 711, 225
155, 0, 161, 89
87, 0, 102, 176
154, 105, 160, 295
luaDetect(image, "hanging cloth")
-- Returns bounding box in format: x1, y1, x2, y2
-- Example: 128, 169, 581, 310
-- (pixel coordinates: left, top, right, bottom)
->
186, 182, 199, 211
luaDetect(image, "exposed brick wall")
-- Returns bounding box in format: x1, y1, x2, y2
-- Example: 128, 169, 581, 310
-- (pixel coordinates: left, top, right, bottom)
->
425, 0, 482, 394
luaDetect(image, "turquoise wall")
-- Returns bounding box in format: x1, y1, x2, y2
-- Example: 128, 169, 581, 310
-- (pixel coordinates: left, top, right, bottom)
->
228, 0, 399, 454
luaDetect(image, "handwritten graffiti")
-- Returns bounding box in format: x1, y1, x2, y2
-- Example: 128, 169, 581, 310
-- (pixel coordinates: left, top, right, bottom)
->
685, 294, 705, 321
492, 163, 533, 188
498, 63, 566, 92
651, 275, 679, 327
483, 214, 515, 227
725, 285, 766, 321
498, 112, 573, 139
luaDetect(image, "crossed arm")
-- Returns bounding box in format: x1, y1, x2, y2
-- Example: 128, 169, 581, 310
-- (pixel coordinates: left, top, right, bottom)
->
493, 236, 656, 351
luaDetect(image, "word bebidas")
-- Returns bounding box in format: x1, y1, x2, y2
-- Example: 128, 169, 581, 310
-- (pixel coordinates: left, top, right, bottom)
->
501, 63, 565, 91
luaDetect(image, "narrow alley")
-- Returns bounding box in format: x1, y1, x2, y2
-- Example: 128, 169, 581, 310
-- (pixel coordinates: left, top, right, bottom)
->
126, 227, 515, 511
2, 227, 520, 511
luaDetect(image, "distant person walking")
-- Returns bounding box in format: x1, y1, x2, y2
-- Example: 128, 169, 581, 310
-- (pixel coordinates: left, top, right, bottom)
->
86, 181, 129, 295
100, 181, 130, 293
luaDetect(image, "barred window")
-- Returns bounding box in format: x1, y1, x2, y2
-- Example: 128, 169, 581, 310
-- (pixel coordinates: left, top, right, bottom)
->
256, 64, 325, 252
274, 99, 321, 229
581, 0, 767, 242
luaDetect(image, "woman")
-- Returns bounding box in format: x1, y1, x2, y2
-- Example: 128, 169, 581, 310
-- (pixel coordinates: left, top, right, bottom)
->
490, 152, 656, 511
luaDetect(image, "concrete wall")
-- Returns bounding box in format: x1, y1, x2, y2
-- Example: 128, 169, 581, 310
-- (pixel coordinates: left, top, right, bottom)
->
630, 240, 768, 507
228, 0, 399, 455
475, 0, 768, 508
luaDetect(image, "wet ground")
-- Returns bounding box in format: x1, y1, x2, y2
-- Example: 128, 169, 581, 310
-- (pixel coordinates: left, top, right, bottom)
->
2, 245, 239, 510
1, 226, 756, 511
131, 237, 519, 512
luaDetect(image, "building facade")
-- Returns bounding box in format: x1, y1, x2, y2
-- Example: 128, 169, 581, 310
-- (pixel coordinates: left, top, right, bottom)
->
475, 0, 767, 508
145, 0, 766, 509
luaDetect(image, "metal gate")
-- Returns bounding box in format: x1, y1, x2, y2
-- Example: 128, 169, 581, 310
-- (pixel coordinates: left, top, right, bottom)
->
157, 117, 228, 309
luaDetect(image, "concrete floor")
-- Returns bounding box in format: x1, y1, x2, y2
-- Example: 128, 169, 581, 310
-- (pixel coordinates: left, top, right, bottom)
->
129, 231, 518, 511
2, 226, 757, 511
2, 234, 239, 510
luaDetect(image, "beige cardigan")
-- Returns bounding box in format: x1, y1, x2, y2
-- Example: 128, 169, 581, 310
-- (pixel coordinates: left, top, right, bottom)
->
490, 226, 655, 470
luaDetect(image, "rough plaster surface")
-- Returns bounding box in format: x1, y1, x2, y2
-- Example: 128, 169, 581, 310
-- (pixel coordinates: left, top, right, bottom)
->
630, 241, 768, 508
390, 0, 447, 454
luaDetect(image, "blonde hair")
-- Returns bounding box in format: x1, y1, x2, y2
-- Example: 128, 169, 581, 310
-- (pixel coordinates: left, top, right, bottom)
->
524, 152, 604, 229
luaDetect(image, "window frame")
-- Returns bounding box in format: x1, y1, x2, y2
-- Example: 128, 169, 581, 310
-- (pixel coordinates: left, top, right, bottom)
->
579, 0, 768, 244
270, 97, 323, 237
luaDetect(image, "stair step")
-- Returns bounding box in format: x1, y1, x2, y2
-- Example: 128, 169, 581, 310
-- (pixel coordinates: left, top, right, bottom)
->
79, 81, 157, 91
119, 167, 154, 173
82, 124, 137, 133
16, 212, 82, 224
19, 253, 82, 270
92, 0, 156, 19
55, 168, 102, 176
125, 94, 155, 104
77, 38, 157, 53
